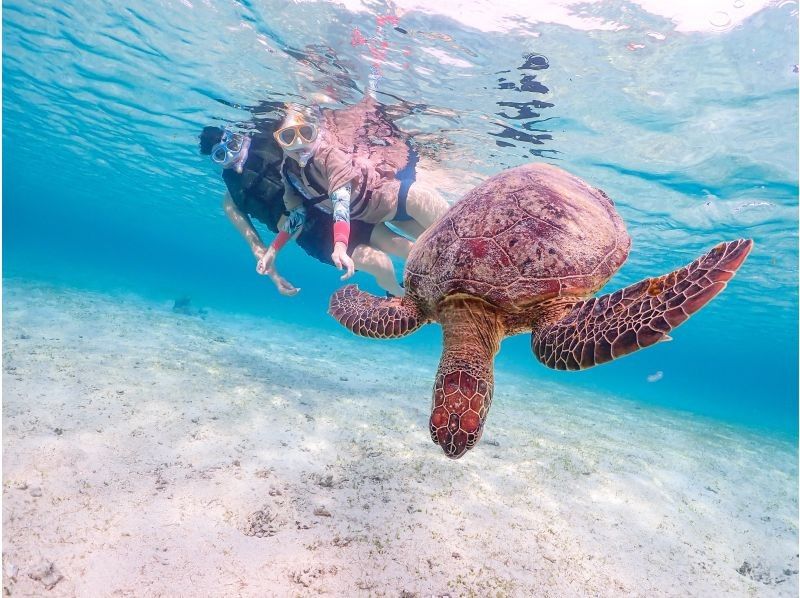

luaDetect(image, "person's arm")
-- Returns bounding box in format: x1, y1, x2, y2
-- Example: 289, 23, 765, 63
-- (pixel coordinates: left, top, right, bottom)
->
268, 166, 308, 253
223, 192, 300, 296
258, 213, 302, 296
222, 192, 267, 260
329, 183, 356, 280
258, 174, 306, 268
256, 160, 307, 271
256, 202, 304, 264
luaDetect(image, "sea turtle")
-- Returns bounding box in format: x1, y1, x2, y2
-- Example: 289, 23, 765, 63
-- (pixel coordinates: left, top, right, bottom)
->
329, 163, 753, 459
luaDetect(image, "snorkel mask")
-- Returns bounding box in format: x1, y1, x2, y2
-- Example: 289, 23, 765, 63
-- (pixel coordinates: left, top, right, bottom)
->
274, 107, 321, 167
211, 129, 251, 173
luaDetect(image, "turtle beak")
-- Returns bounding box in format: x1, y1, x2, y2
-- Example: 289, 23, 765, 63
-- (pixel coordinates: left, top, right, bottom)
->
429, 418, 485, 459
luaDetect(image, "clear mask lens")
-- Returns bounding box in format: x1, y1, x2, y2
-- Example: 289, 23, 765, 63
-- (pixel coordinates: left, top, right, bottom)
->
298, 125, 317, 142
211, 146, 228, 164
278, 128, 297, 146
210, 130, 249, 167
226, 134, 243, 152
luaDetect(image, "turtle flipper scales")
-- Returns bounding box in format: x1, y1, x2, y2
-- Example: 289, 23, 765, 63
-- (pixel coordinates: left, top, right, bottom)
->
328, 285, 426, 339
532, 239, 753, 370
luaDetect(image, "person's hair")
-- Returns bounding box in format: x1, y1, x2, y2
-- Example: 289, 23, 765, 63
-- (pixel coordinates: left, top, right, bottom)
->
199, 126, 224, 155
280, 103, 321, 128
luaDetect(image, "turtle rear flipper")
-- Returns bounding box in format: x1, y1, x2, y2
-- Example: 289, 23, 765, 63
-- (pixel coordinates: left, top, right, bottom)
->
532, 239, 753, 370
329, 284, 427, 338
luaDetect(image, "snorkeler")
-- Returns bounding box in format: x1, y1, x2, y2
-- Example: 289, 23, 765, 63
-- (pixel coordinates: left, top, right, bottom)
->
199, 125, 411, 296
261, 99, 449, 285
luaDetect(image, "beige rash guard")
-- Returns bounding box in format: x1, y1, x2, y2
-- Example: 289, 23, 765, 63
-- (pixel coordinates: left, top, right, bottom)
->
281, 138, 399, 224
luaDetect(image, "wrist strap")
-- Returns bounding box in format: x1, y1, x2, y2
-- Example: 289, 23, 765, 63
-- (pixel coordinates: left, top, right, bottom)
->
333, 221, 350, 247
271, 230, 290, 251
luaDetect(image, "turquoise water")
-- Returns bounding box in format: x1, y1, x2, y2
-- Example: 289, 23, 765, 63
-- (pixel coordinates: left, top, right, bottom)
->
3, 0, 798, 440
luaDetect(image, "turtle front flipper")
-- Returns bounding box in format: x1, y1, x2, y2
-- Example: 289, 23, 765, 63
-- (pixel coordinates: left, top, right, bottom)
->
532, 239, 753, 370
328, 284, 427, 338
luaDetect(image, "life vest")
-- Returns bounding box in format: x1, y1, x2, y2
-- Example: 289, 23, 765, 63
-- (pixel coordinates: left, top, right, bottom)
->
280, 99, 414, 209
281, 153, 370, 211
238, 138, 284, 195
223, 137, 287, 232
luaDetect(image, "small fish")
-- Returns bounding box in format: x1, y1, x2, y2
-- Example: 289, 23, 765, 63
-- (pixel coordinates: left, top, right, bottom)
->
647, 371, 664, 383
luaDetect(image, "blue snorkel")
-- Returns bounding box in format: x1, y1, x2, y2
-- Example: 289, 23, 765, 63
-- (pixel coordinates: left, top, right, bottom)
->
211, 129, 251, 173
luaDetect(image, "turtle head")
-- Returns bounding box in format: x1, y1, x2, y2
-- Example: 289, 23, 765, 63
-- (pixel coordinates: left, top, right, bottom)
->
429, 370, 493, 459
427, 297, 502, 459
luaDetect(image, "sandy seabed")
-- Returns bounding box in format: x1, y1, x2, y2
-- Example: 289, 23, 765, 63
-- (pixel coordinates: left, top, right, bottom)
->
2, 279, 797, 597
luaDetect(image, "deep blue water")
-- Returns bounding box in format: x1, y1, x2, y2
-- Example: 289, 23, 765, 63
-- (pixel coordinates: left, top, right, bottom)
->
3, 1, 798, 438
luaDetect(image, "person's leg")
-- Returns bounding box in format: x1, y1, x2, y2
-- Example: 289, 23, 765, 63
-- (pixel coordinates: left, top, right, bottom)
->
402, 182, 449, 229
351, 244, 405, 296
369, 223, 413, 259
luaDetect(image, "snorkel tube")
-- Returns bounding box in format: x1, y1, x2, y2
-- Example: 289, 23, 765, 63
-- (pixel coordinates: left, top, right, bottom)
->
290, 136, 320, 168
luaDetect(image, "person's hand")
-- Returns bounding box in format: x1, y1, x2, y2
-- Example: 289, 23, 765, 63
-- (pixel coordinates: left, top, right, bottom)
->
331, 242, 355, 280
269, 271, 300, 296
256, 247, 276, 275
255, 247, 299, 295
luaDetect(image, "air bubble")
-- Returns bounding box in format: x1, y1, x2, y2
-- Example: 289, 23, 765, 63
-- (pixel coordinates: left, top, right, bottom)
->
733, 0, 744, 7
709, 11, 731, 27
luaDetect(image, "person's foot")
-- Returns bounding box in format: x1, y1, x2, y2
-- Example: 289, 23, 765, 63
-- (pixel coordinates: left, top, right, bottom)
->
385, 281, 405, 298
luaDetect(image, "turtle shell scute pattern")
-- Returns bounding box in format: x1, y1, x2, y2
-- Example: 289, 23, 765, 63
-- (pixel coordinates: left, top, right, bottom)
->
405, 163, 631, 311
